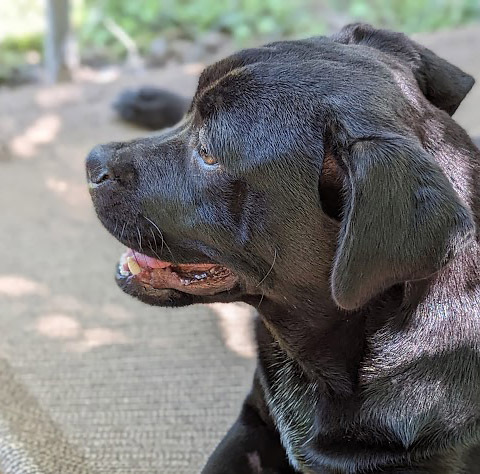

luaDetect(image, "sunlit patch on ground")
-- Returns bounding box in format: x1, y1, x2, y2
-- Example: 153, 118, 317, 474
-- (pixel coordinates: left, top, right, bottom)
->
67, 327, 128, 353
35, 85, 82, 109
9, 114, 61, 158
36, 313, 81, 340
36, 313, 128, 352
0, 275, 48, 297
45, 177, 68, 193
209, 302, 256, 359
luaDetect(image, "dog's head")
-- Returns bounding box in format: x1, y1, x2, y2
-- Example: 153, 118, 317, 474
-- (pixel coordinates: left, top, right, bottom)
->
87, 24, 475, 312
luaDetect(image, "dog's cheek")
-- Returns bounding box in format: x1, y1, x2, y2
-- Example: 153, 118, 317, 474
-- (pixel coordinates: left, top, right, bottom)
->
225, 180, 267, 247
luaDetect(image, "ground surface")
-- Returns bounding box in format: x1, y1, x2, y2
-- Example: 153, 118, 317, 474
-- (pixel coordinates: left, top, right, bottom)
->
0, 26, 479, 474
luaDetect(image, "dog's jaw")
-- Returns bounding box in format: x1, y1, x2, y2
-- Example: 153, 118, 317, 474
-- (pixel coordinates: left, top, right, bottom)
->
115, 248, 241, 306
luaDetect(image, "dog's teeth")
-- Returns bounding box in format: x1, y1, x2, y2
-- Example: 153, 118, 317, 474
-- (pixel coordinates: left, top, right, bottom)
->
127, 257, 142, 275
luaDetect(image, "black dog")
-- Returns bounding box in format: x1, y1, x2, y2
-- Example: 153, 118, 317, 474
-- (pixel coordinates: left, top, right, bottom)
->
87, 24, 480, 473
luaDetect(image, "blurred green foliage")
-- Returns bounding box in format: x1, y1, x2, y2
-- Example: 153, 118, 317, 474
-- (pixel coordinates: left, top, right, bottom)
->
1, 0, 480, 81
76, 0, 322, 54
75, 0, 480, 52
0, 34, 44, 86
341, 0, 480, 33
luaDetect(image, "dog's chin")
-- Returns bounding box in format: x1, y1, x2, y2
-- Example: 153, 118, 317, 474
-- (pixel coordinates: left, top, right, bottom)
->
114, 249, 241, 307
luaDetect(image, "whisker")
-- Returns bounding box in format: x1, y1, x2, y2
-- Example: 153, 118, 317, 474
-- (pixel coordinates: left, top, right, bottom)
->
257, 291, 265, 309
148, 242, 163, 261
149, 227, 157, 249
136, 226, 143, 251
143, 215, 175, 261
120, 221, 128, 241
149, 229, 164, 260
256, 248, 277, 287
132, 249, 141, 267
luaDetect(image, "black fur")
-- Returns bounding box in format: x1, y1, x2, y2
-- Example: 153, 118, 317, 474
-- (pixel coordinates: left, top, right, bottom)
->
87, 24, 480, 473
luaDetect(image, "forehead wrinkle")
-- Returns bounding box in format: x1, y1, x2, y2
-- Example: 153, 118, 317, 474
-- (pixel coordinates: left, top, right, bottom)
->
194, 66, 247, 112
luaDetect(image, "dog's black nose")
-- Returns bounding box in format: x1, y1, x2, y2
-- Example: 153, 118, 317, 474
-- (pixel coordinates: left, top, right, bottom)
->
86, 145, 111, 185
86, 144, 136, 187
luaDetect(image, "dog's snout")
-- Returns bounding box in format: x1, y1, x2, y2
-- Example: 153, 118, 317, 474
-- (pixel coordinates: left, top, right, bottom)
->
86, 144, 136, 187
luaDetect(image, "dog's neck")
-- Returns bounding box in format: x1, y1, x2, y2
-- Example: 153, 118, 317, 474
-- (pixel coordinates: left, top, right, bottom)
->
255, 237, 480, 397
425, 114, 480, 227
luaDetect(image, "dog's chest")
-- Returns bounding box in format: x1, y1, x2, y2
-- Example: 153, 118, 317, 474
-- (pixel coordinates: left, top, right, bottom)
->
261, 343, 319, 471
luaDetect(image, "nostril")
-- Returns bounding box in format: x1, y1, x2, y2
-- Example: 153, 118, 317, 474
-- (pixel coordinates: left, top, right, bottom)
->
86, 145, 111, 186
97, 170, 110, 183
86, 164, 113, 188
86, 143, 137, 187
90, 168, 111, 185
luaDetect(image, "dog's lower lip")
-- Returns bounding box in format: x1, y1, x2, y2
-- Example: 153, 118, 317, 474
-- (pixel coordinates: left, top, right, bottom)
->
117, 249, 238, 296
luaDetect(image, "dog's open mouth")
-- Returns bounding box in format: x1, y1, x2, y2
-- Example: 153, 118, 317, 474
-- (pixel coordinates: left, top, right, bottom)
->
116, 249, 238, 296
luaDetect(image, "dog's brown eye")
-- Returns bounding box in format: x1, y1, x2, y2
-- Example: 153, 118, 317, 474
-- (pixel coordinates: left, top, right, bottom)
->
199, 145, 218, 166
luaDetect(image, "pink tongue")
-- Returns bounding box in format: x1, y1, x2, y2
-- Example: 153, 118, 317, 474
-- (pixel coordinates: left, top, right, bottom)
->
125, 249, 171, 269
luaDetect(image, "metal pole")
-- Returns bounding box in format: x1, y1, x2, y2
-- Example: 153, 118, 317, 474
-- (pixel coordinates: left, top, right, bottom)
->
44, 0, 71, 82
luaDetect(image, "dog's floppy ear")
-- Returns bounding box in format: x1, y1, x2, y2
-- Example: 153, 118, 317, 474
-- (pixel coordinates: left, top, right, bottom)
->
332, 23, 475, 115
414, 46, 474, 115
328, 134, 474, 310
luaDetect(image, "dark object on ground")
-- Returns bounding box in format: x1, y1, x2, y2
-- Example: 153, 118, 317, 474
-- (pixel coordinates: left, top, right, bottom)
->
88, 23, 480, 473
113, 86, 189, 130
